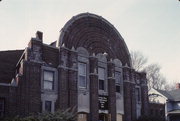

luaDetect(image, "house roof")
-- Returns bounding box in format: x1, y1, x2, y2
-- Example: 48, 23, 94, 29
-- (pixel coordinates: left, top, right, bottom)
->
156, 89, 180, 101
168, 89, 180, 101
156, 89, 173, 100
0, 50, 24, 83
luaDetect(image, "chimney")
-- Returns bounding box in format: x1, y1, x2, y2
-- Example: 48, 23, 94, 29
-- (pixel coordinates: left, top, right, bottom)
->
176, 83, 180, 89
36, 31, 43, 41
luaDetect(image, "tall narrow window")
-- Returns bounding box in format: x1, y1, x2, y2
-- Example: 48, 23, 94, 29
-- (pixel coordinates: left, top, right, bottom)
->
136, 88, 141, 102
0, 99, 4, 118
45, 101, 52, 112
78, 63, 87, 88
98, 67, 105, 90
115, 72, 121, 93
43, 70, 54, 90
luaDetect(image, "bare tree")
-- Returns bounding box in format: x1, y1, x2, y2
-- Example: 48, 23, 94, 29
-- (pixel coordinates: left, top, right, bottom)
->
130, 51, 148, 72
130, 51, 168, 91
164, 80, 177, 91
144, 64, 166, 90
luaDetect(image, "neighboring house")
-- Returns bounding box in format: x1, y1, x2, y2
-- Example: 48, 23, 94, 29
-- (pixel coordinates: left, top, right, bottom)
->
0, 13, 149, 121
149, 88, 166, 119
149, 84, 180, 121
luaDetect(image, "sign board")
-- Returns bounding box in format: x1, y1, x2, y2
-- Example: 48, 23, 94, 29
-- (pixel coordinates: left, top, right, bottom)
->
98, 95, 108, 110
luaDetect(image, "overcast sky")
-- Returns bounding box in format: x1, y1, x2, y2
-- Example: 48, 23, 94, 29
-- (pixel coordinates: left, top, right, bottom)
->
0, 0, 180, 83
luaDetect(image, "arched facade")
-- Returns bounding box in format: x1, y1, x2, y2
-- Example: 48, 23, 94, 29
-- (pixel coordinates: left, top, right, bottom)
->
58, 13, 131, 67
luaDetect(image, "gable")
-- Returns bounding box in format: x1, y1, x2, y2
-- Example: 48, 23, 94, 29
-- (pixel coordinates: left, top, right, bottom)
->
0, 50, 24, 83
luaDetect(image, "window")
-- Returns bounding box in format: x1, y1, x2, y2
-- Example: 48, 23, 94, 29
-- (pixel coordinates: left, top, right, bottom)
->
136, 88, 141, 102
78, 63, 87, 88
45, 101, 52, 112
115, 72, 121, 93
43, 70, 54, 90
0, 99, 4, 118
115, 72, 121, 84
99, 80, 105, 90
98, 67, 105, 90
116, 86, 121, 93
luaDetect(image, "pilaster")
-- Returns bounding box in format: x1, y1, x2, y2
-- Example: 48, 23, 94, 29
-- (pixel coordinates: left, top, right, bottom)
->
57, 47, 69, 110
107, 61, 116, 121
68, 47, 78, 109
89, 55, 99, 121
140, 72, 149, 116
123, 66, 132, 121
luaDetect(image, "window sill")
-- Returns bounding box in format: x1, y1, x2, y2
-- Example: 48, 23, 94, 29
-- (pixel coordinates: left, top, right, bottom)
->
41, 89, 57, 94
78, 87, 88, 91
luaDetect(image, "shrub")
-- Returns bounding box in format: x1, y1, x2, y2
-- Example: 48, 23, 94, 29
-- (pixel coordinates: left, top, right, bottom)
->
0, 108, 76, 121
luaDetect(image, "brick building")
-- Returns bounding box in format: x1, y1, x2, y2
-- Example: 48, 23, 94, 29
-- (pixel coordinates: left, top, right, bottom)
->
0, 13, 149, 121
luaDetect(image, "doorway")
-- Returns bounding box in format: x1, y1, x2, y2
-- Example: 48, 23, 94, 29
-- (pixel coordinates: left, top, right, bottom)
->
99, 113, 108, 121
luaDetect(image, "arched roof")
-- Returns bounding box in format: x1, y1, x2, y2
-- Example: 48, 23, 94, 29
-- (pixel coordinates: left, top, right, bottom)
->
58, 13, 131, 67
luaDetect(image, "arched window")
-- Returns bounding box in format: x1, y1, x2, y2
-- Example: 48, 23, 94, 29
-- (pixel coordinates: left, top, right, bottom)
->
78, 63, 87, 88
114, 59, 123, 94
114, 59, 124, 115
77, 47, 90, 113
77, 47, 89, 90
97, 53, 108, 93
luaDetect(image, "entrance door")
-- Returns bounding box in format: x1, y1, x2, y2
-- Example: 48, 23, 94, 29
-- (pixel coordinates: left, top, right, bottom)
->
99, 113, 108, 121
77, 113, 87, 121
